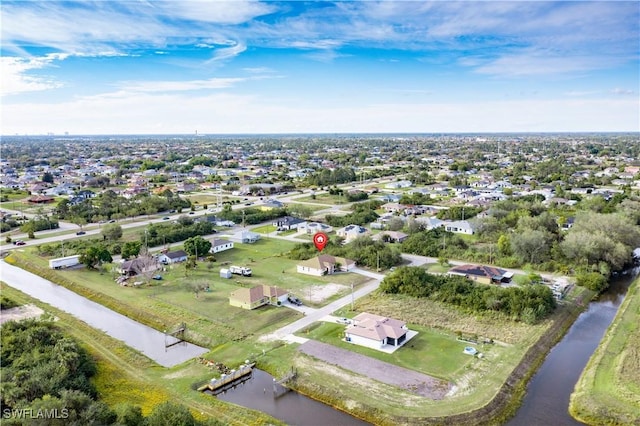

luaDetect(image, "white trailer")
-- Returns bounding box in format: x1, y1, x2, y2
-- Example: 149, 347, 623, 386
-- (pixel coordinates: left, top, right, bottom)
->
49, 254, 81, 269
229, 265, 252, 276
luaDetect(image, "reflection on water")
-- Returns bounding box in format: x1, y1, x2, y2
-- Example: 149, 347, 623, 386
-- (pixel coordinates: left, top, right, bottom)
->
507, 266, 639, 426
213, 369, 371, 426
1, 261, 208, 367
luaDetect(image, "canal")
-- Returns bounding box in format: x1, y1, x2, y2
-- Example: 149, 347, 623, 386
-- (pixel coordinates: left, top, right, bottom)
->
1, 261, 208, 367
507, 263, 639, 426
212, 368, 371, 426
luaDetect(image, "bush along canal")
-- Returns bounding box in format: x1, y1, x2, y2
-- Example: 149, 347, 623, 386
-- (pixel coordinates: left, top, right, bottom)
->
506, 262, 640, 426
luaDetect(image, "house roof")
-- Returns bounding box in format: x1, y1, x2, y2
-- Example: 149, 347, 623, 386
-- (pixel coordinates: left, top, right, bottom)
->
229, 285, 287, 305
164, 250, 188, 259
211, 238, 232, 247
448, 264, 507, 280
348, 312, 407, 341
297, 254, 355, 271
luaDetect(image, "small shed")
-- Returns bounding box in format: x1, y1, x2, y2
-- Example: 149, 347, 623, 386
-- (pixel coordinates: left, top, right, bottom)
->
219, 268, 232, 279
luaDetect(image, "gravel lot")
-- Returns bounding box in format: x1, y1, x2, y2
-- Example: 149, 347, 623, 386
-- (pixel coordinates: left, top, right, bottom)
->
298, 340, 452, 399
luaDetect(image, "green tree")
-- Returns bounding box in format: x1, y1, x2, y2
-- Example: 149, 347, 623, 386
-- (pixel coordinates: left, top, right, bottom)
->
114, 403, 144, 426
42, 171, 54, 183
79, 245, 112, 269
497, 234, 511, 256
101, 223, 123, 241
145, 402, 196, 426
510, 229, 551, 264
183, 236, 212, 258
121, 241, 142, 260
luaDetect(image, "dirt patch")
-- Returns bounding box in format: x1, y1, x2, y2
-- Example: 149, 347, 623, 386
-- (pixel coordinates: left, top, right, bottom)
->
305, 283, 348, 303
0, 304, 45, 324
298, 340, 451, 399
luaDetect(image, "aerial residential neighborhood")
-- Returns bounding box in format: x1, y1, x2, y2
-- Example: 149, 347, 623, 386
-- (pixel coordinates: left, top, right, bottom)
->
1, 1, 639, 425
1, 132, 639, 426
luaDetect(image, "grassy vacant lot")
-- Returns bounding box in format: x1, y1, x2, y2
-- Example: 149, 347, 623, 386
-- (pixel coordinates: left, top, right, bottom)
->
570, 276, 640, 425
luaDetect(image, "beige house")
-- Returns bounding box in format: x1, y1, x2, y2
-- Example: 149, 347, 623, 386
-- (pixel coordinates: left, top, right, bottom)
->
344, 312, 409, 350
296, 254, 356, 276
229, 285, 288, 310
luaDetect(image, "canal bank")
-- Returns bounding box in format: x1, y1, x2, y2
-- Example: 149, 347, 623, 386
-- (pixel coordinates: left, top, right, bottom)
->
1, 260, 208, 367
507, 265, 640, 426
569, 275, 640, 425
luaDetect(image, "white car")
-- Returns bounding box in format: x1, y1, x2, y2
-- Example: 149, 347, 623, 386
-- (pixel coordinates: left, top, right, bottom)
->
336, 317, 351, 325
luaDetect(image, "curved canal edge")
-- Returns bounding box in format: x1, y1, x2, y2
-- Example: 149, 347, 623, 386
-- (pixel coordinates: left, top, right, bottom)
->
569, 276, 640, 425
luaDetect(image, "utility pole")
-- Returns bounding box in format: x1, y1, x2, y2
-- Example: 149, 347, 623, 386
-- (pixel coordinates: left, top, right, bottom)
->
351, 283, 354, 310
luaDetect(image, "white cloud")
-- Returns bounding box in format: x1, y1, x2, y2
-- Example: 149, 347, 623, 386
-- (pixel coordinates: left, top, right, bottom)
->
208, 42, 247, 62
120, 77, 246, 93
611, 88, 636, 96
153, 1, 275, 25
473, 50, 613, 77
0, 54, 69, 96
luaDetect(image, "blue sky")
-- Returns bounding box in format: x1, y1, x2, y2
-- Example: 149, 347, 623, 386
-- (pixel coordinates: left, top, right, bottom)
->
1, 1, 639, 135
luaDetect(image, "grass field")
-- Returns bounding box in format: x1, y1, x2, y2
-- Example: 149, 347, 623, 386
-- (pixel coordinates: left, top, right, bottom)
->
569, 276, 640, 425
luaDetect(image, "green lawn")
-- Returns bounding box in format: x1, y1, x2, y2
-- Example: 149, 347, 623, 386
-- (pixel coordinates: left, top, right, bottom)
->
299, 322, 482, 381
251, 224, 276, 234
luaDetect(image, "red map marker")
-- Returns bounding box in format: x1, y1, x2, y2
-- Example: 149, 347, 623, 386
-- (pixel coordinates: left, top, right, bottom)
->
313, 232, 329, 252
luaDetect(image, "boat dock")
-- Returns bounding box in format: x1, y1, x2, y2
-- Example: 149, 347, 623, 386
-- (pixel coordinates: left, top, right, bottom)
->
199, 362, 255, 395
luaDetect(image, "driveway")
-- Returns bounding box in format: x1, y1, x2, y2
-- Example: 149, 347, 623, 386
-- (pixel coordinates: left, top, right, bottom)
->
298, 340, 452, 400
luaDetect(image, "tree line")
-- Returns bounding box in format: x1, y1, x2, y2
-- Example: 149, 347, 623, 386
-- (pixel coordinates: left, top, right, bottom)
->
0, 319, 223, 426
379, 266, 556, 324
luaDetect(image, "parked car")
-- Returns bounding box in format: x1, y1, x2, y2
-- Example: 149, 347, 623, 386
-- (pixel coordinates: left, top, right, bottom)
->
287, 295, 303, 306
336, 317, 352, 325
13, 240, 26, 246
152, 275, 163, 280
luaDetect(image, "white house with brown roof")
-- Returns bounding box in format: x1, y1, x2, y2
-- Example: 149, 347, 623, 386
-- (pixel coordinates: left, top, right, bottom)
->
296, 255, 356, 276
229, 285, 288, 310
344, 312, 410, 351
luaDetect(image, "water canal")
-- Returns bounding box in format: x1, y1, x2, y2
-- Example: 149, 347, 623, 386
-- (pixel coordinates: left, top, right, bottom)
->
212, 368, 371, 426
507, 262, 639, 426
1, 261, 208, 367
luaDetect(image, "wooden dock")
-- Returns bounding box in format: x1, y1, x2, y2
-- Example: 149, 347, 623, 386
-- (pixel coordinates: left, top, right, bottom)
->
198, 363, 255, 395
